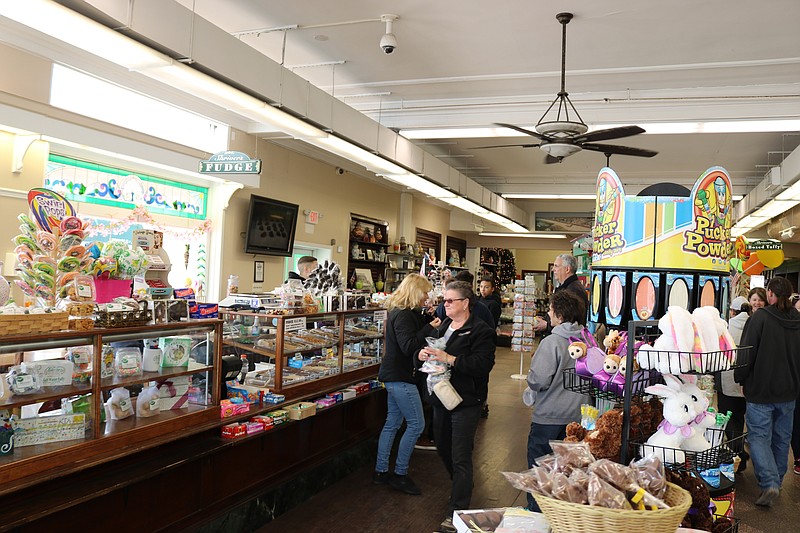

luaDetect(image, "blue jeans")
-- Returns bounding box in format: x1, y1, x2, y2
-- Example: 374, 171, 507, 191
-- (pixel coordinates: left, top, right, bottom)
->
526, 423, 567, 511
745, 401, 795, 490
432, 403, 483, 513
375, 381, 424, 476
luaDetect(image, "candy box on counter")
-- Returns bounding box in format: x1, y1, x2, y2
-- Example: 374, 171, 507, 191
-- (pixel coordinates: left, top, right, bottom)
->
263, 393, 285, 404
315, 397, 336, 409
267, 409, 288, 425
23, 360, 74, 387
226, 383, 266, 404
340, 389, 357, 401
352, 382, 371, 394
173, 288, 195, 300
159, 336, 192, 368
220, 399, 250, 418
251, 415, 274, 430
326, 391, 344, 403
221, 423, 246, 439
153, 375, 190, 410
245, 421, 264, 435
189, 301, 219, 319
286, 402, 317, 421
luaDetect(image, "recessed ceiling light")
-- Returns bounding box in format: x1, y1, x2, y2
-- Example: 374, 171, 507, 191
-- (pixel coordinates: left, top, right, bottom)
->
314, 34, 328, 41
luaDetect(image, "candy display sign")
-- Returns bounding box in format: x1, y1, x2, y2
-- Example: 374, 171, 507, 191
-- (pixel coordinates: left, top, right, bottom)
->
592, 167, 732, 273
27, 188, 76, 233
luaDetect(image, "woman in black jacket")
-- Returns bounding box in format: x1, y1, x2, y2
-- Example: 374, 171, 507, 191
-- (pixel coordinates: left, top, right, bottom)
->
374, 274, 441, 495
419, 280, 496, 529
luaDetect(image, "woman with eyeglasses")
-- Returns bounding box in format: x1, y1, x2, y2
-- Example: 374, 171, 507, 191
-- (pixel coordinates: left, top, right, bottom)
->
373, 273, 442, 496
419, 280, 496, 530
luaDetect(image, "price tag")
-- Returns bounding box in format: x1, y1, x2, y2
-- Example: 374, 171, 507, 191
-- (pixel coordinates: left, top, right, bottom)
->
373, 310, 387, 321
284, 317, 306, 333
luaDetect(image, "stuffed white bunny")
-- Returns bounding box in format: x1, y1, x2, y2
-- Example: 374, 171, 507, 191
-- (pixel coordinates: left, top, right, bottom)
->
663, 374, 713, 451
691, 306, 736, 371
637, 306, 696, 374
640, 379, 699, 464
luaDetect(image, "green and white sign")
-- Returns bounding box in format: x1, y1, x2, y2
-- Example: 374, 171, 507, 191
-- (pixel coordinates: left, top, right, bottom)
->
199, 151, 262, 174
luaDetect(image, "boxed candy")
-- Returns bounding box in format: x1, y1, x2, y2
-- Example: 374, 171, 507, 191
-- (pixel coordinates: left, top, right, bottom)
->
267, 409, 288, 425
315, 397, 336, 409
263, 392, 286, 404
23, 360, 75, 387
326, 391, 344, 403
226, 382, 265, 404
159, 336, 191, 368
189, 301, 219, 319
245, 421, 264, 435
154, 376, 190, 410
12, 413, 86, 447
287, 402, 317, 421
340, 388, 357, 401
252, 415, 274, 430
220, 399, 250, 418
222, 423, 246, 439
352, 382, 371, 394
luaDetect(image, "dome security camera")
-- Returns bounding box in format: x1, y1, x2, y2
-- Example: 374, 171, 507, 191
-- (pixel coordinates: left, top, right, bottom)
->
379, 14, 399, 55
380, 33, 397, 54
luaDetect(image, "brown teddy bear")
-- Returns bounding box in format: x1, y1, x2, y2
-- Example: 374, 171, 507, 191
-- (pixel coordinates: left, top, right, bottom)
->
564, 409, 624, 460
667, 470, 715, 531
603, 329, 623, 354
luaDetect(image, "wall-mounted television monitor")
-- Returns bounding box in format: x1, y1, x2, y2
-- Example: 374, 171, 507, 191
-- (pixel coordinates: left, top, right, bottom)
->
244, 195, 299, 256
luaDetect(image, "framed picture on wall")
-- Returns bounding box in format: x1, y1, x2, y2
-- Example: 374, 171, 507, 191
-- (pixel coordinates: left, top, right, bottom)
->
254, 260, 265, 283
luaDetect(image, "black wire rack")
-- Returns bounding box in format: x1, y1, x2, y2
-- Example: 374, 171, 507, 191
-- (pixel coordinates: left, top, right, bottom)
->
634, 428, 746, 472
636, 346, 751, 374
713, 515, 739, 533
562, 368, 662, 401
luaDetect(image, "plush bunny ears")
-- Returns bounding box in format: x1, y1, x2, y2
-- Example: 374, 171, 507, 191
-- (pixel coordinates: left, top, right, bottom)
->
644, 383, 681, 399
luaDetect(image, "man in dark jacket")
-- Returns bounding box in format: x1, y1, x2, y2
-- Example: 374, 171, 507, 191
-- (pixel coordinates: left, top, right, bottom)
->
478, 277, 502, 328
734, 276, 800, 507
434, 271, 495, 328
534, 253, 588, 333
285, 255, 317, 283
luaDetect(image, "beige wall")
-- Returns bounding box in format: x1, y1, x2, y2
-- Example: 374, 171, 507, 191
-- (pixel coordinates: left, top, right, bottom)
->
514, 247, 573, 272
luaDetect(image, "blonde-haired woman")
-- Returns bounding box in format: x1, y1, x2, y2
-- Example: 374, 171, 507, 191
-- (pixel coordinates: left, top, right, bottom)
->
374, 273, 441, 495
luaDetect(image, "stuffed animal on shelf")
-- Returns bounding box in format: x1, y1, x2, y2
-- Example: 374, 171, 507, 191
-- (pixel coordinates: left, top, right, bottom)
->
664, 374, 714, 452
666, 470, 715, 532
640, 379, 700, 464
565, 408, 625, 460
691, 306, 737, 372
568, 341, 589, 376
637, 306, 697, 374
568, 329, 606, 378
603, 329, 623, 354
608, 356, 645, 397
592, 354, 621, 391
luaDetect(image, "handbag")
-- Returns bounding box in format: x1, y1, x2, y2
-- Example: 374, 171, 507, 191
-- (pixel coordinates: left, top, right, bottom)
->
433, 379, 463, 410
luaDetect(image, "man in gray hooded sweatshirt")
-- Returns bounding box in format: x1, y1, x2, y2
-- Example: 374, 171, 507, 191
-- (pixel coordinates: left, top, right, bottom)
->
524, 290, 588, 511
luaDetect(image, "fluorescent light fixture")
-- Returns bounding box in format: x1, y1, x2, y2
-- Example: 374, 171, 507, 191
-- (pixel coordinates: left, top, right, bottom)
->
311, 136, 407, 175
51, 65, 229, 154
751, 199, 799, 220
442, 196, 488, 214
776, 181, 800, 201
401, 120, 800, 140
381, 173, 456, 198
730, 227, 749, 237
479, 232, 567, 239
501, 221, 530, 233
503, 193, 596, 200
0, 0, 171, 70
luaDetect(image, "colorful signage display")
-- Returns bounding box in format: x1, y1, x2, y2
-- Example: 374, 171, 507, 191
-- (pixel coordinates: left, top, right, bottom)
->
199, 151, 261, 174
592, 167, 732, 273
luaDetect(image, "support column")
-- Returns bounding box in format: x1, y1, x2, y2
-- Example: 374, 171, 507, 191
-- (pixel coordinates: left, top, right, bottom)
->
397, 191, 413, 243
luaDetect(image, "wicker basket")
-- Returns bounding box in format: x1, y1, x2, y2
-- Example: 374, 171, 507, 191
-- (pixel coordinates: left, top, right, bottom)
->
534, 482, 691, 533
0, 312, 69, 337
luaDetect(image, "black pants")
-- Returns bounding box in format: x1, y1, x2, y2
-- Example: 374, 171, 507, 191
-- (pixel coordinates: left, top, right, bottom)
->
416, 377, 434, 441
526, 422, 567, 511
717, 392, 746, 441
432, 403, 482, 513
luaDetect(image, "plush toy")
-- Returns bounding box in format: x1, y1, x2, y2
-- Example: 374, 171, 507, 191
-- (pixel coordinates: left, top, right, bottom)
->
691, 306, 737, 372
593, 354, 621, 391
664, 374, 714, 452
666, 470, 715, 531
565, 409, 624, 460
603, 329, 623, 354
608, 356, 645, 397
640, 379, 699, 464
568, 329, 606, 378
637, 306, 696, 374
567, 341, 589, 376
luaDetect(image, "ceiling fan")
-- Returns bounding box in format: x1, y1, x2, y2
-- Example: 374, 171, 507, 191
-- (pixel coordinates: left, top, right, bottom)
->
475, 12, 658, 164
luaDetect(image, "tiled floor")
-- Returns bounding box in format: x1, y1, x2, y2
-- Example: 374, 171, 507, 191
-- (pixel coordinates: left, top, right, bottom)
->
256, 346, 800, 532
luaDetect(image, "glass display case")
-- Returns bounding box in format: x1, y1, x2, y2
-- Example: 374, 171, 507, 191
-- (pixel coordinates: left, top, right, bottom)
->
0, 319, 222, 492
221, 308, 386, 396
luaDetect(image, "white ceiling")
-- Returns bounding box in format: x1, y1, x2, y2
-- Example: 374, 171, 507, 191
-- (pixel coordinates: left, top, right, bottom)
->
170, 0, 800, 213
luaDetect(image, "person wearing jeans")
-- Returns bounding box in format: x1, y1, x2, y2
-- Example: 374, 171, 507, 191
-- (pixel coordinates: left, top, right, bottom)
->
524, 290, 588, 511
735, 277, 800, 508
374, 274, 441, 495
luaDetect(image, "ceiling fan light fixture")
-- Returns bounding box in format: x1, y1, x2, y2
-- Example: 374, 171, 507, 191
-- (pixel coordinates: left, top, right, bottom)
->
535, 120, 588, 137
539, 142, 582, 159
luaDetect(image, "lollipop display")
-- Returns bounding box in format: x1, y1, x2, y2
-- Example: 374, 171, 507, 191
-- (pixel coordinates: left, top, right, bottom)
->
11, 190, 93, 307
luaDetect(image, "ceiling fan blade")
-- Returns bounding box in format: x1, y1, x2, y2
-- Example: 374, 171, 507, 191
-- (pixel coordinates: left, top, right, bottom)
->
544, 154, 562, 164
573, 125, 646, 143
494, 123, 547, 140
581, 143, 658, 158
470, 143, 541, 150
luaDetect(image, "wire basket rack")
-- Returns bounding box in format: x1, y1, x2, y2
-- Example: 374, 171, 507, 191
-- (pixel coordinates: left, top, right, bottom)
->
634, 428, 746, 472
562, 368, 663, 401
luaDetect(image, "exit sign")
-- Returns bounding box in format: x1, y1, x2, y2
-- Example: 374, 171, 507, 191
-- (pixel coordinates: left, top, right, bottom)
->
306, 210, 320, 224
